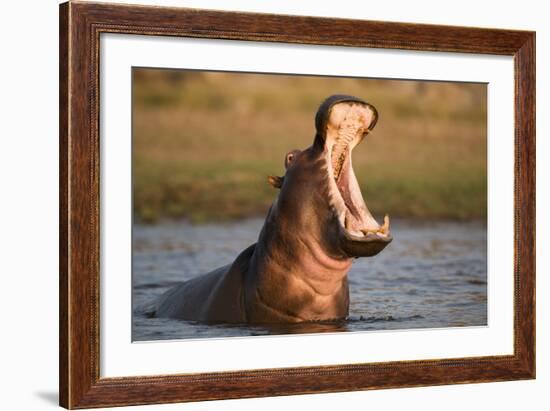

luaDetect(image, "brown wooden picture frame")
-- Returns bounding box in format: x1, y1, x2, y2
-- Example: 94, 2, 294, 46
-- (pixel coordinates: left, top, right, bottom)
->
59, 1, 535, 408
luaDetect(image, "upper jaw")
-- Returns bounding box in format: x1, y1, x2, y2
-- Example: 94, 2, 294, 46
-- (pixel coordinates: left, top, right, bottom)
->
316, 96, 392, 256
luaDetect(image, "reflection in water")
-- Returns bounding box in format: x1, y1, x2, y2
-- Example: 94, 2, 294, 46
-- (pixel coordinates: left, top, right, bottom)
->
133, 218, 487, 341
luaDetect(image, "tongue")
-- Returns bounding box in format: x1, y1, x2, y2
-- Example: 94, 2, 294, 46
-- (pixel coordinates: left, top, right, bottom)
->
344, 210, 367, 236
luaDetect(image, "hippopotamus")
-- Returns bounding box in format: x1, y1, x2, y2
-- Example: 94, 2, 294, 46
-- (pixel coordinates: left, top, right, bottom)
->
154, 95, 392, 324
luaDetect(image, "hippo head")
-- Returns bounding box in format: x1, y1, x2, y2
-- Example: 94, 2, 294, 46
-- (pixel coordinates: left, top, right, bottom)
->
268, 95, 392, 260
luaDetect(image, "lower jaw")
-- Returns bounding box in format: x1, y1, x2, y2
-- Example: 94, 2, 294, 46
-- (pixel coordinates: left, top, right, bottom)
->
328, 145, 389, 239
333, 169, 390, 238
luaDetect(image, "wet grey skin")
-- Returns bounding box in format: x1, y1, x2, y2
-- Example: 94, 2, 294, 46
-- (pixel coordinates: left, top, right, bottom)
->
154, 95, 392, 324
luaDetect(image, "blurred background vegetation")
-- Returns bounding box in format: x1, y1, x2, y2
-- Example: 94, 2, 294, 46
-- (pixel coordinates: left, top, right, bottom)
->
133, 69, 487, 223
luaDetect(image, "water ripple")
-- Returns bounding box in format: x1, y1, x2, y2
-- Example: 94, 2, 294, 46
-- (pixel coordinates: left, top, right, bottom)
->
133, 218, 487, 341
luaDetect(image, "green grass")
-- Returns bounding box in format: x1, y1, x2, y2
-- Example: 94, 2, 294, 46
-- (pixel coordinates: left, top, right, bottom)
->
132, 69, 487, 223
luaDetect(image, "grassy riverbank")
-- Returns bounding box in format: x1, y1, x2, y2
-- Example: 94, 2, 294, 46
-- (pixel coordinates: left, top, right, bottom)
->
133, 70, 487, 223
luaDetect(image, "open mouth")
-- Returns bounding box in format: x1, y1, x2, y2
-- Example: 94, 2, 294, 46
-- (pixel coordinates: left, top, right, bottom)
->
324, 101, 391, 242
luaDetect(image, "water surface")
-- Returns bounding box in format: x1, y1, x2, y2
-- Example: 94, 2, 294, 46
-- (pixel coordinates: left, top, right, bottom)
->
133, 218, 487, 341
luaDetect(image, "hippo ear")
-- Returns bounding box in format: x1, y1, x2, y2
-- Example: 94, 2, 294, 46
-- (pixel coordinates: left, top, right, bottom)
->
268, 175, 284, 189
285, 149, 301, 169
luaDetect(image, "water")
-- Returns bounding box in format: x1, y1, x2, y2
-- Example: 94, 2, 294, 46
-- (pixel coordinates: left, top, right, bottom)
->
133, 218, 487, 341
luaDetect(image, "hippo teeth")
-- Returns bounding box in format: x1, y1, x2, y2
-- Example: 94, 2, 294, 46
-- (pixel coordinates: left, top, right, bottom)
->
345, 211, 390, 238
332, 151, 347, 181
359, 215, 390, 237
331, 108, 364, 180
381, 214, 390, 234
